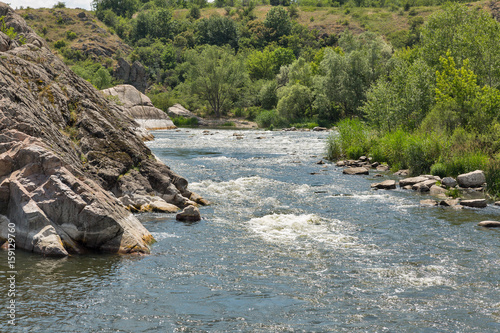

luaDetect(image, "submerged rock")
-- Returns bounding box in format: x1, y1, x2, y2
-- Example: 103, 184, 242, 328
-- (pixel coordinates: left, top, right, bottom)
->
343, 167, 369, 175
0, 4, 204, 256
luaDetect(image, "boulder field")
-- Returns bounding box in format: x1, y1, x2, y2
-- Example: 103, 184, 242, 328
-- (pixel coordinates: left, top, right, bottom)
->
0, 3, 205, 256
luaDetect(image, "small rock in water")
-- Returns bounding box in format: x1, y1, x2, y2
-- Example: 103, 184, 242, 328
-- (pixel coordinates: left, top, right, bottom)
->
440, 199, 460, 207
420, 199, 438, 206
316, 160, 325, 165
371, 180, 396, 190
460, 199, 488, 208
343, 167, 369, 175
176, 205, 201, 222
477, 221, 500, 228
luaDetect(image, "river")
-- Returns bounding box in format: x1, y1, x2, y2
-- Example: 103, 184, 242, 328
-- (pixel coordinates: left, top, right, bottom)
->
1, 128, 499, 332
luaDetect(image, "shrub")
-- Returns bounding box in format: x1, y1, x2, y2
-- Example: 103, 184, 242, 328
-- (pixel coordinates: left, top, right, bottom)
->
66, 30, 77, 40
172, 116, 199, 127
255, 109, 287, 128
335, 118, 369, 159
430, 162, 447, 178
54, 40, 67, 49
442, 152, 488, 177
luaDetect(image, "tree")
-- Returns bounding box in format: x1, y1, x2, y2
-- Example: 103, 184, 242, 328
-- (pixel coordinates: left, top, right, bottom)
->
264, 6, 292, 42
186, 46, 248, 117
420, 3, 500, 87
277, 84, 314, 119
92, 0, 140, 19
196, 15, 239, 50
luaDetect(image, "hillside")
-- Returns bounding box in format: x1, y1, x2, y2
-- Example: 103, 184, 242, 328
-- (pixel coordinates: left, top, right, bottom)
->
16, 7, 131, 63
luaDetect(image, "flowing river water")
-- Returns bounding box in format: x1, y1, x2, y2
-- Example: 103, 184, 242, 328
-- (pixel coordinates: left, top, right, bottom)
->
1, 128, 500, 332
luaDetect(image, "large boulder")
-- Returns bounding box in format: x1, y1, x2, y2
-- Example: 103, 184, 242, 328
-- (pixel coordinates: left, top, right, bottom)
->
400, 175, 437, 188
101, 84, 176, 130
0, 4, 204, 256
457, 170, 486, 188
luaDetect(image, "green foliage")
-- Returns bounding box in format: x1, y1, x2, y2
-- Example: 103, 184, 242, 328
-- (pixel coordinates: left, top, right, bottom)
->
93, 0, 140, 19
0, 16, 19, 42
486, 159, 500, 199
53, 2, 66, 8
255, 109, 287, 128
264, 6, 292, 42
196, 15, 239, 49
277, 83, 314, 120
430, 163, 447, 178
172, 116, 199, 127
325, 132, 342, 160
71, 60, 116, 90
326, 118, 368, 160
185, 45, 248, 117
259, 80, 278, 110
189, 5, 201, 20
65, 30, 77, 40
54, 40, 67, 49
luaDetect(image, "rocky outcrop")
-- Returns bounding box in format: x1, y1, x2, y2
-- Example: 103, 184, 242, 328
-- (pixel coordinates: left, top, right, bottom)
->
114, 58, 147, 93
0, 3, 203, 256
101, 84, 176, 131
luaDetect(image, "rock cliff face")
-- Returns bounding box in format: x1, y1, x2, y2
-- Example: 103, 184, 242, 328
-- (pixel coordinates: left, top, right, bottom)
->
0, 3, 202, 256
101, 85, 176, 131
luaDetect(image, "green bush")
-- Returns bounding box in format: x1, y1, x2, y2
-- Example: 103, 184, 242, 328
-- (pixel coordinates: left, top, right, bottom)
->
442, 152, 488, 177
336, 118, 369, 159
430, 162, 447, 178
54, 40, 67, 49
255, 109, 287, 128
172, 116, 199, 127
66, 30, 77, 40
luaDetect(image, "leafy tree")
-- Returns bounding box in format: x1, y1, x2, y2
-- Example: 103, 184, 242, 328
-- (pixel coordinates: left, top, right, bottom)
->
423, 53, 500, 133
196, 15, 239, 49
92, 0, 140, 19
246, 47, 295, 80
185, 46, 248, 117
362, 58, 434, 132
420, 3, 500, 87
189, 5, 201, 20
264, 6, 292, 42
277, 84, 314, 119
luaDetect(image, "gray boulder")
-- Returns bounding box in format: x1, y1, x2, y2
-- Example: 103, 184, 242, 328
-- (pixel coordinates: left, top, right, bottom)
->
442, 177, 457, 188
457, 170, 486, 188
399, 176, 432, 187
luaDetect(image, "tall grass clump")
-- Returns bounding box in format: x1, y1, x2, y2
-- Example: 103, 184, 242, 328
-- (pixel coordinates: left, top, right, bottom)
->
486, 159, 500, 199
404, 132, 444, 176
369, 129, 411, 170
336, 118, 369, 159
326, 132, 342, 160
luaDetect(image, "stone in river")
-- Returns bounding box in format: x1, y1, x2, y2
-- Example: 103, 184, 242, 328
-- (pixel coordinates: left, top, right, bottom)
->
477, 221, 500, 228
343, 167, 369, 175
